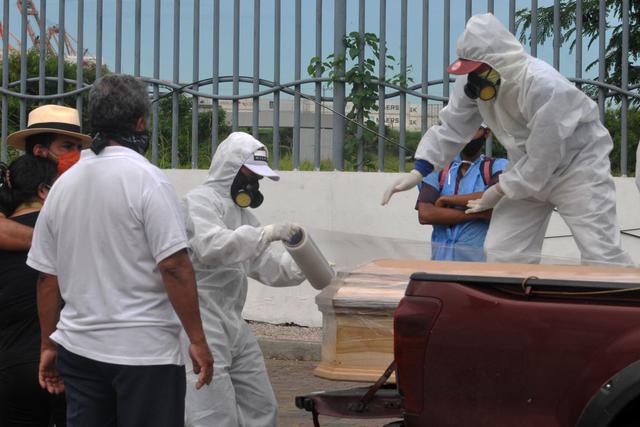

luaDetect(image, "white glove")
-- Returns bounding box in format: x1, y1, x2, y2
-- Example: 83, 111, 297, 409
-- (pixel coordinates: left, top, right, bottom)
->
263, 222, 301, 243
465, 184, 504, 214
381, 169, 423, 206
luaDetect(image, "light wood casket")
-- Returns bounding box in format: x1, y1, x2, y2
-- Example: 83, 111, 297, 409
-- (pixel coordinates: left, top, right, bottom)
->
314, 259, 417, 382
314, 258, 640, 382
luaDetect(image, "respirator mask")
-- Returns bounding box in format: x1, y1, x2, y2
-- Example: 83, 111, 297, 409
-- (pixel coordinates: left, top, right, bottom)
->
464, 68, 501, 101
230, 170, 264, 208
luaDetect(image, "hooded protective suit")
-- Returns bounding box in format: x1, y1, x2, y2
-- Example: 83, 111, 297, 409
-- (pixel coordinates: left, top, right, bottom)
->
412, 13, 631, 266
182, 132, 305, 427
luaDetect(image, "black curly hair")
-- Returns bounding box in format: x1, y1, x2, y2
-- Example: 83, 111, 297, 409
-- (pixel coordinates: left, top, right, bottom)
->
0, 155, 57, 217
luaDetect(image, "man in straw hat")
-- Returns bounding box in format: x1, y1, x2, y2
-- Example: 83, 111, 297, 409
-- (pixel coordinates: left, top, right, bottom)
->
0, 105, 91, 250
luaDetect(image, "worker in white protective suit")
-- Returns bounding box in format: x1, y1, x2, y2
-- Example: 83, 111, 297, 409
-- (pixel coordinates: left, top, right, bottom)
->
382, 13, 632, 266
182, 132, 306, 427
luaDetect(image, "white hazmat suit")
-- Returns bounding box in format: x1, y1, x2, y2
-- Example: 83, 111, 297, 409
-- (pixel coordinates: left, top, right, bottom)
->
182, 132, 305, 427
390, 13, 631, 266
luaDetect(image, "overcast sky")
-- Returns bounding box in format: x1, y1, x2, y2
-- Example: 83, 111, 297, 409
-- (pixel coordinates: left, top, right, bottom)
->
2, 0, 603, 98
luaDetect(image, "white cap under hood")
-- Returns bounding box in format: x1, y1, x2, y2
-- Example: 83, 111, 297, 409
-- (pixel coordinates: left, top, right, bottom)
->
205, 132, 277, 194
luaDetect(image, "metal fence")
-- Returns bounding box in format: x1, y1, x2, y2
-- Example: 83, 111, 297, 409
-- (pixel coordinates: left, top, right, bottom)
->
1, 0, 639, 173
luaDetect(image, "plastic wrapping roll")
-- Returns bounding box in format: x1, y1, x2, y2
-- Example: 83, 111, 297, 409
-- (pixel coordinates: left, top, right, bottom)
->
284, 228, 335, 290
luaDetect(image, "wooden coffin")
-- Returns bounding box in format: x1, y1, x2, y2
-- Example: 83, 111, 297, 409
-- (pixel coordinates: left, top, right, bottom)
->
314, 258, 640, 382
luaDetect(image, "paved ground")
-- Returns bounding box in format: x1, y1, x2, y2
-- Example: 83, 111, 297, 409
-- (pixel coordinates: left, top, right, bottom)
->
267, 358, 400, 427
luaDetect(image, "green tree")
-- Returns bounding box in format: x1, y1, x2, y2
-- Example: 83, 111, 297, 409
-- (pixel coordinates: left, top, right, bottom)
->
155, 95, 230, 169
515, 1, 640, 104
308, 32, 412, 170
1, 49, 105, 160
1, 49, 230, 168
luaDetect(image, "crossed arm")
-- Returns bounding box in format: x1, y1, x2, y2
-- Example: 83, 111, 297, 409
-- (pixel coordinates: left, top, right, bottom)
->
418, 191, 491, 225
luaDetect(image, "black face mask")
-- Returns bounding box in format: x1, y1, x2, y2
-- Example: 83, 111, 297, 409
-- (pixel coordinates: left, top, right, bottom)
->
91, 129, 150, 156
230, 170, 263, 208
464, 69, 501, 101
461, 137, 485, 158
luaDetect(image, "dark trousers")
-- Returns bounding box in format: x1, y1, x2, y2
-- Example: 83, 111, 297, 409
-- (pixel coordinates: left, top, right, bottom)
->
56, 345, 186, 427
0, 361, 66, 427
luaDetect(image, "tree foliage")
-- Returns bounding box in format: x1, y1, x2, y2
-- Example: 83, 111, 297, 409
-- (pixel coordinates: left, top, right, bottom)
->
516, 1, 640, 104
1, 49, 230, 168
308, 31, 413, 170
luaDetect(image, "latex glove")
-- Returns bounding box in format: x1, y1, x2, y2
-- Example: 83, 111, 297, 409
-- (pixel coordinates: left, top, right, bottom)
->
465, 184, 504, 214
263, 222, 301, 243
381, 169, 423, 206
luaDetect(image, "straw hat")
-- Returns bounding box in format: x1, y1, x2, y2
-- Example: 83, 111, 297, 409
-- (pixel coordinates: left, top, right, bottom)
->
7, 105, 92, 151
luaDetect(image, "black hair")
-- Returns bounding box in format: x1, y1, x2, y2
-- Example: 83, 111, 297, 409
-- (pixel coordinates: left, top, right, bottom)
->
0, 155, 57, 216
25, 132, 57, 155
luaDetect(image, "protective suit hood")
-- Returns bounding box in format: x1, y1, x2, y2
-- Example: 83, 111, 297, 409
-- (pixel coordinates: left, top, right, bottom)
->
455, 13, 528, 85
205, 132, 266, 196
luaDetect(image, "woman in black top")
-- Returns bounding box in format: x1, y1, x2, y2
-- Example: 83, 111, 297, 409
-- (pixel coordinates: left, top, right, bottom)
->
0, 155, 64, 426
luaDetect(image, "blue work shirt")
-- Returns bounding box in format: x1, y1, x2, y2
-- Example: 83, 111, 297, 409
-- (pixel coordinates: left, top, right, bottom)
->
417, 155, 508, 262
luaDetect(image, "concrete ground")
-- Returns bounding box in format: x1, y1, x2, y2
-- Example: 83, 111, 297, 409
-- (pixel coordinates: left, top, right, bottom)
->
266, 358, 400, 427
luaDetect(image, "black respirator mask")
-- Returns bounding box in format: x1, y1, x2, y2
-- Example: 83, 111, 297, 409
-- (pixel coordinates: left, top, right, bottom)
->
461, 137, 486, 157
464, 68, 501, 101
230, 171, 263, 208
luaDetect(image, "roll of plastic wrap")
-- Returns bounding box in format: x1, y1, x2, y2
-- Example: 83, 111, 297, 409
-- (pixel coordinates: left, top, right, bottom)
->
284, 228, 335, 290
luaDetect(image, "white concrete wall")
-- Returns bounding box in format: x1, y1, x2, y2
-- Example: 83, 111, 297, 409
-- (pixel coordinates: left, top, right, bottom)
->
166, 170, 640, 327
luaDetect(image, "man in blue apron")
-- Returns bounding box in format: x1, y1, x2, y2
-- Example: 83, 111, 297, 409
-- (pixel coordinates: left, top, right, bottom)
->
416, 126, 507, 261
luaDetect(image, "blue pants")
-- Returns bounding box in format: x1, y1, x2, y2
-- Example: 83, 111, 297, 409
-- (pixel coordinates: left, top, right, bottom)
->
57, 345, 186, 427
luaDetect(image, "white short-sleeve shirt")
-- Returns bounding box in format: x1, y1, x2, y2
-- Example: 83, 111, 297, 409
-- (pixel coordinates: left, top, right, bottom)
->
28, 147, 188, 366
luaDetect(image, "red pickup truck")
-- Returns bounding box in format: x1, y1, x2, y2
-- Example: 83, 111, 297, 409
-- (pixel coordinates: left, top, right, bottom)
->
296, 262, 640, 427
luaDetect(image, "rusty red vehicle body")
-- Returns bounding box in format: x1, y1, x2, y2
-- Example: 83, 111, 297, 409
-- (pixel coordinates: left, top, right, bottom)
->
296, 263, 640, 427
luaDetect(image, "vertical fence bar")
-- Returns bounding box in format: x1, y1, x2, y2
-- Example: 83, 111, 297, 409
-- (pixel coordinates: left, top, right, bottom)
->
273, 0, 281, 169
191, 0, 200, 169
115, 0, 122, 73
530, 0, 537, 57
465, 0, 472, 22
377, 0, 386, 171
486, 0, 494, 156
620, 0, 629, 176
134, 0, 141, 76
509, 0, 515, 34
96, 0, 103, 80
211, 0, 220, 154
575, 0, 582, 90
399, 0, 407, 172
421, 0, 428, 137
443, 0, 450, 102
252, 0, 260, 139
553, 0, 560, 70
57, 0, 65, 98
356, 0, 364, 171
76, 0, 84, 130
332, 0, 346, 170
232, 0, 239, 131
20, 0, 28, 126
314, 0, 322, 170
172, 0, 180, 167
293, 0, 301, 169
39, 0, 46, 97
152, 0, 160, 165
597, 0, 605, 123
1, 0, 8, 161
